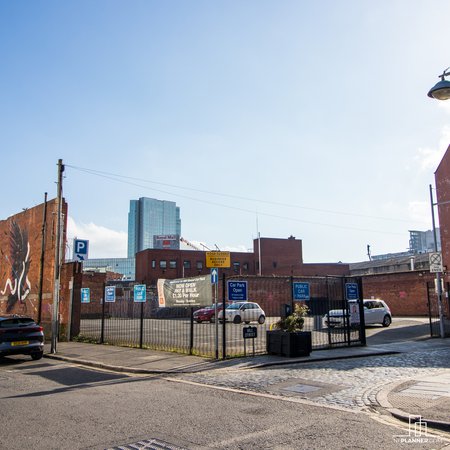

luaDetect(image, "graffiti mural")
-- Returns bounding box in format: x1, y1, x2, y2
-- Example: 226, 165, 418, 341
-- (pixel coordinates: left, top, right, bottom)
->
1, 221, 31, 312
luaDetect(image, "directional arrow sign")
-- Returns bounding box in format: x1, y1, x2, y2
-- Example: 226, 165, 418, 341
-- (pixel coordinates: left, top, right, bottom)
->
211, 268, 218, 284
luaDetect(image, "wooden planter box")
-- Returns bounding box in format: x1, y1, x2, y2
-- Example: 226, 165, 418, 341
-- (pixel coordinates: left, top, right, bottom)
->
266, 330, 312, 357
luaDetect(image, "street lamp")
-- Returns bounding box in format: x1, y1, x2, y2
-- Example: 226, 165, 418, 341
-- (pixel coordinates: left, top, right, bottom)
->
428, 67, 450, 100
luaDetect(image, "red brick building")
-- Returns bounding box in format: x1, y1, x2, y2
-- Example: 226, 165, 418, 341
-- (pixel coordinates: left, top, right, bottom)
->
0, 198, 71, 337
136, 236, 350, 285
435, 144, 450, 280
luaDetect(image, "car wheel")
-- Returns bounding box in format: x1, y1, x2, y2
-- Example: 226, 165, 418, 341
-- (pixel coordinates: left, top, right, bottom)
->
233, 315, 242, 324
382, 315, 392, 327
258, 315, 265, 324
196, 319, 202, 323
210, 315, 215, 323
31, 351, 43, 361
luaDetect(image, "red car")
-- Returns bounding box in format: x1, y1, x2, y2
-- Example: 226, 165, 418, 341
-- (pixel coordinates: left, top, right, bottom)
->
193, 304, 226, 323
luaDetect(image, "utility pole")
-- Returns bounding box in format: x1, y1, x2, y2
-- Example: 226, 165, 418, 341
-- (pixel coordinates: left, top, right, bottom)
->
51, 159, 64, 353
429, 184, 445, 339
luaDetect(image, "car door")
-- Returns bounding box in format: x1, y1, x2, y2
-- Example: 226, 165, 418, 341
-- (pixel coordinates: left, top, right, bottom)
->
363, 301, 376, 325
371, 301, 385, 323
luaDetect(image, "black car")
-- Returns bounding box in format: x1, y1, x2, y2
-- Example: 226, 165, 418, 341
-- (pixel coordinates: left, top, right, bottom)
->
0, 315, 45, 360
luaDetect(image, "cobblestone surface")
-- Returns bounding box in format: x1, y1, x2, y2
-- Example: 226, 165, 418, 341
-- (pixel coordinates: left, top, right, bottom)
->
176, 347, 450, 412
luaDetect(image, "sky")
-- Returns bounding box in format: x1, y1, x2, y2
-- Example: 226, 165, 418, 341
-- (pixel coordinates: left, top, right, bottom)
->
1, 0, 450, 263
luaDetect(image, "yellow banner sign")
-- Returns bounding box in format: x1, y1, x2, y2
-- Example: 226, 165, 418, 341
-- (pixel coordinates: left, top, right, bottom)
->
205, 251, 231, 268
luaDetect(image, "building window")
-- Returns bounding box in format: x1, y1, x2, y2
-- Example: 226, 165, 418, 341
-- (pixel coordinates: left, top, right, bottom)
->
169, 260, 177, 269
160, 260, 167, 269
243, 262, 249, 271
233, 262, 240, 273
196, 261, 203, 270
183, 260, 191, 269
152, 260, 156, 269
272, 261, 277, 268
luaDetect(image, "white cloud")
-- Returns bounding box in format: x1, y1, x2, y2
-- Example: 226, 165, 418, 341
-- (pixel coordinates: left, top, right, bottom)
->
414, 125, 450, 172
408, 201, 432, 229
66, 216, 127, 258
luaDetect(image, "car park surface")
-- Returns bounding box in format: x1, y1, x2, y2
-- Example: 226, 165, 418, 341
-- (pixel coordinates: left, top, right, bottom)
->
0, 315, 44, 360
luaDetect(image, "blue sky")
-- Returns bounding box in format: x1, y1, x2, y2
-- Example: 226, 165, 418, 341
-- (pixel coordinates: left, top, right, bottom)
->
1, 1, 450, 262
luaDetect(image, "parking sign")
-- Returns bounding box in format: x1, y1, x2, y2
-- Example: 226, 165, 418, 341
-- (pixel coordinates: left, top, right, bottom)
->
134, 284, 146, 303
105, 286, 116, 303
74, 239, 89, 262
81, 288, 90, 303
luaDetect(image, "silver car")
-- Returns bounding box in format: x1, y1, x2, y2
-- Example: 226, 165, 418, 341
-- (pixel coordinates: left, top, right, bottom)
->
218, 302, 266, 324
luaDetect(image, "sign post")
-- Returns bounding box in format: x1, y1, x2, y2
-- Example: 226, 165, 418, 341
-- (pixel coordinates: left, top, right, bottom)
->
206, 252, 231, 360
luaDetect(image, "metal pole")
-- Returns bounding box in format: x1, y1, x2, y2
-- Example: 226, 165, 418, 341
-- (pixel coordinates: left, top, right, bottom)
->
429, 184, 445, 338
215, 269, 219, 360
51, 160, 64, 354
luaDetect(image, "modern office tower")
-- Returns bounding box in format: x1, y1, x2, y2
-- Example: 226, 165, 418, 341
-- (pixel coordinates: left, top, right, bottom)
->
127, 197, 181, 257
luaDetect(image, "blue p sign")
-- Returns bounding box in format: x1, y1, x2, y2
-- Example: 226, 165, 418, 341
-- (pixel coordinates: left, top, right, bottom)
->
74, 239, 89, 262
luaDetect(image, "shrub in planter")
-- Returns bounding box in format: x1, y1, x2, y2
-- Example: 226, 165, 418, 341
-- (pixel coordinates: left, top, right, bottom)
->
267, 304, 312, 357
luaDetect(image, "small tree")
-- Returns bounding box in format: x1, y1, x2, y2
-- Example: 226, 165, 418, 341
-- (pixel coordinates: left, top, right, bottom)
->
273, 304, 309, 332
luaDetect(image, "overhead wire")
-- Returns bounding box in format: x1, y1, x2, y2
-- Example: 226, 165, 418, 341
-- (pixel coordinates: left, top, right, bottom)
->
65, 164, 406, 236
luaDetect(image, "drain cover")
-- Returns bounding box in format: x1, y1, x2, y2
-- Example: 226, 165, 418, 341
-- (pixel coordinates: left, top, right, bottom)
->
106, 438, 188, 450
282, 384, 321, 394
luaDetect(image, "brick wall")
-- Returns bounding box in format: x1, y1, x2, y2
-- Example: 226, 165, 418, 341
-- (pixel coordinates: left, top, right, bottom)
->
361, 271, 436, 316
435, 144, 450, 281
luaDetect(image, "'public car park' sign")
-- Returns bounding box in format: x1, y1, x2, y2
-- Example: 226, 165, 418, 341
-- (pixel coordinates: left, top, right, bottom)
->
293, 282, 310, 301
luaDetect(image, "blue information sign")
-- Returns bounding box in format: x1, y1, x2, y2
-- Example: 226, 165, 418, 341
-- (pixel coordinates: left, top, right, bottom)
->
105, 286, 116, 303
134, 284, 146, 303
74, 239, 89, 262
293, 282, 310, 301
81, 288, 90, 303
211, 268, 218, 285
227, 281, 248, 301
345, 283, 359, 301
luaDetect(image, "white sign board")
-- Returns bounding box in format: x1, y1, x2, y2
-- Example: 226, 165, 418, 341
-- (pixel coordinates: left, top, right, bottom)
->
429, 252, 443, 273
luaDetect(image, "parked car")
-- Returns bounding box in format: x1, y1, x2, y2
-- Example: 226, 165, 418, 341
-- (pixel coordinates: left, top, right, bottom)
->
193, 304, 226, 323
323, 299, 392, 328
218, 302, 266, 324
0, 315, 45, 360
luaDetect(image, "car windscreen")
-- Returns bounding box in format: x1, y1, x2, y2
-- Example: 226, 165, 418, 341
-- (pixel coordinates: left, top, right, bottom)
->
0, 318, 35, 328
226, 303, 242, 310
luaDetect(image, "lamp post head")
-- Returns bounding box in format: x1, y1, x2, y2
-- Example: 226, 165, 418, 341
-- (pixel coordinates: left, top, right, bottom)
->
428, 68, 450, 100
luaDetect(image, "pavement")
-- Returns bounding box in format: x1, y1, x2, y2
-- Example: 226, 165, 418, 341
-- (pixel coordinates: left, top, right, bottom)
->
44, 338, 450, 432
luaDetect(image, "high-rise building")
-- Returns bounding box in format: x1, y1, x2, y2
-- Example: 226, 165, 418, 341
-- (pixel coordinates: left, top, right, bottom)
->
127, 197, 181, 257
409, 229, 440, 254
